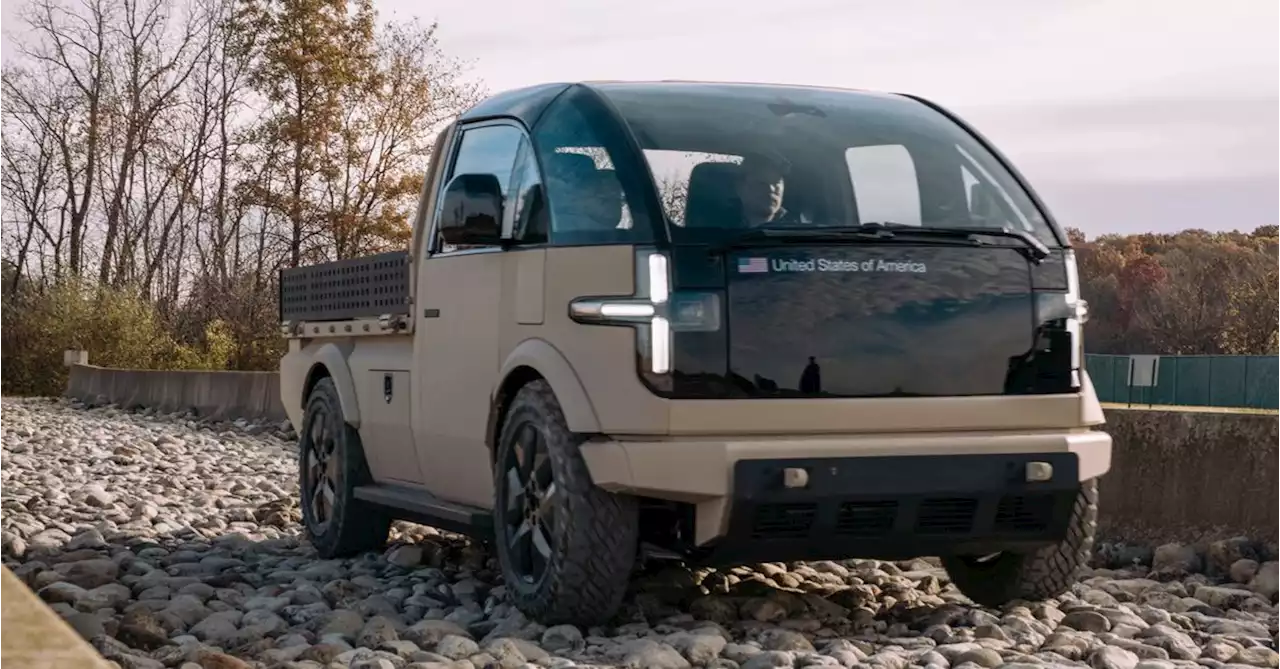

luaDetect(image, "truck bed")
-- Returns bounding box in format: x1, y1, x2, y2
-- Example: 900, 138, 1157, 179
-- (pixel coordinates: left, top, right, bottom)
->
279, 251, 411, 324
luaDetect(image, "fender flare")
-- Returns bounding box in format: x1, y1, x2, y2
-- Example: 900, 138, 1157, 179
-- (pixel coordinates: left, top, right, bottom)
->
310, 342, 362, 428
498, 338, 601, 434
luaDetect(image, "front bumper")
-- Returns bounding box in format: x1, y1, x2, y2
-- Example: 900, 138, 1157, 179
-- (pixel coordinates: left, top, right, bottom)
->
579, 428, 1111, 552
703, 452, 1080, 564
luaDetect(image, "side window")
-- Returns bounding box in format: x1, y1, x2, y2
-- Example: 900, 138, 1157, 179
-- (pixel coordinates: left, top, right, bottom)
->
437, 124, 524, 252
955, 144, 1040, 234
844, 144, 922, 226
961, 164, 1004, 224
531, 91, 653, 245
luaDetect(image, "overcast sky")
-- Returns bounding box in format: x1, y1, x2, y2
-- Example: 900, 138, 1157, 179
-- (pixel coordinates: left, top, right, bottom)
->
3, 0, 1276, 237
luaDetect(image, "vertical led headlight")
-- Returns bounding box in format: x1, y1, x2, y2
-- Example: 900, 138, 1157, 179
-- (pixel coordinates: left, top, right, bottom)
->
1062, 249, 1089, 388
569, 249, 721, 391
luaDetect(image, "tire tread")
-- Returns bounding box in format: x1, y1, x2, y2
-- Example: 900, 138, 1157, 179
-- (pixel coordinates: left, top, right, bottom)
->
942, 478, 1098, 606
497, 380, 638, 625
301, 377, 391, 559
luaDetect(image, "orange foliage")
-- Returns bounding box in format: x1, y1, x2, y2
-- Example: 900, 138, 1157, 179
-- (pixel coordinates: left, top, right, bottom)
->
1069, 226, 1278, 355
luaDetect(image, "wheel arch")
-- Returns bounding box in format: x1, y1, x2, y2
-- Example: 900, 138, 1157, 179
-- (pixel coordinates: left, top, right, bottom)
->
487, 338, 602, 461
303, 343, 362, 428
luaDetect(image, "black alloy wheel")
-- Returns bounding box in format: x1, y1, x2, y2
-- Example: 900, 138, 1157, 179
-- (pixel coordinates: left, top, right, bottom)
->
298, 377, 390, 558
302, 404, 339, 532
500, 421, 557, 586
492, 380, 639, 625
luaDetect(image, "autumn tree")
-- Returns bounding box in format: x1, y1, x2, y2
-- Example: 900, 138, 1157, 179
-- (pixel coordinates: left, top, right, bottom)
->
316, 18, 481, 258
235, 0, 378, 267
1075, 228, 1279, 356
1, 0, 484, 388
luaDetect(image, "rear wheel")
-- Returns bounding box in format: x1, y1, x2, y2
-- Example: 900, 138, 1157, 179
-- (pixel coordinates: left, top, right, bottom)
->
942, 478, 1098, 607
299, 377, 391, 558
493, 380, 639, 625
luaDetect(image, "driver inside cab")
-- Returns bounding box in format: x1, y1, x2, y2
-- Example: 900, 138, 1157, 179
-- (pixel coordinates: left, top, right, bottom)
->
735, 154, 809, 226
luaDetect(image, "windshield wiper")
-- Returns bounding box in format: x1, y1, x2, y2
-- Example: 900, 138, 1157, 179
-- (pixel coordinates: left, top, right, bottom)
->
725, 222, 1051, 264
863, 222, 1051, 263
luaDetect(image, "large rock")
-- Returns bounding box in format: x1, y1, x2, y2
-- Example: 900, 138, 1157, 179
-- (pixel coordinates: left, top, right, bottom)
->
1248, 560, 1278, 600
620, 639, 692, 669
51, 558, 119, 589
1193, 585, 1259, 609
1206, 537, 1261, 576
1150, 544, 1202, 580
1090, 646, 1140, 669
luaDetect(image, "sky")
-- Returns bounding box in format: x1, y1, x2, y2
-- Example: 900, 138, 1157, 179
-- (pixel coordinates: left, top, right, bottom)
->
2, 0, 1276, 237
391, 0, 1279, 238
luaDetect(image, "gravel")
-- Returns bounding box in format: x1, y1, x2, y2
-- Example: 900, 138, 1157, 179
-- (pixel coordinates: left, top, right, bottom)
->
2, 397, 1277, 669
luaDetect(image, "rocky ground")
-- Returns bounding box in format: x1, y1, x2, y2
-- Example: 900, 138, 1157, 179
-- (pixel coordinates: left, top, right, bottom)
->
1, 397, 1277, 669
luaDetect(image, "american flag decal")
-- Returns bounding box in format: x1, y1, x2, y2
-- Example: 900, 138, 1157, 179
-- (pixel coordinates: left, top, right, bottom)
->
737, 257, 769, 274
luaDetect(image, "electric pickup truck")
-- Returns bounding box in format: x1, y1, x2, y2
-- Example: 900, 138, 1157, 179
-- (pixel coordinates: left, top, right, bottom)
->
278, 80, 1111, 625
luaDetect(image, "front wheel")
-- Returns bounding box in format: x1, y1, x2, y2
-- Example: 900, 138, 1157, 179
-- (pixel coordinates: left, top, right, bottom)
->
492, 380, 639, 626
942, 478, 1098, 607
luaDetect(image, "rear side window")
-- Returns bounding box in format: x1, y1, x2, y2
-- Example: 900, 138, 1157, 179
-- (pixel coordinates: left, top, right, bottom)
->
645, 150, 742, 226
845, 145, 923, 226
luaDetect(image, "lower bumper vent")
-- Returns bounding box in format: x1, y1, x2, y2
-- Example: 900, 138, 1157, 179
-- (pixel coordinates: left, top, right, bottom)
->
748, 495, 1057, 541
751, 503, 816, 538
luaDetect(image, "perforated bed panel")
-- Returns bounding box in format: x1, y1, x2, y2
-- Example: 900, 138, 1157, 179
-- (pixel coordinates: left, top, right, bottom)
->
278, 251, 411, 323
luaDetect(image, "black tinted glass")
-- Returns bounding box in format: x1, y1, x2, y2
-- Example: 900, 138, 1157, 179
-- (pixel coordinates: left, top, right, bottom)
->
594, 83, 1061, 247
531, 87, 657, 245
451, 125, 524, 196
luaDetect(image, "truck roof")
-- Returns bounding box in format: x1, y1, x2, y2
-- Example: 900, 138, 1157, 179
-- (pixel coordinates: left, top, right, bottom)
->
457, 80, 912, 128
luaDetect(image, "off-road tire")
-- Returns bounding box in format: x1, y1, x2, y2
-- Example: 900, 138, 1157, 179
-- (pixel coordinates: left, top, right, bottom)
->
299, 377, 391, 558
493, 380, 639, 625
942, 478, 1098, 607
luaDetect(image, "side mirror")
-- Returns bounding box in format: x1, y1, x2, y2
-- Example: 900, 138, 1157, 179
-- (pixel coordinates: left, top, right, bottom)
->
439, 173, 504, 246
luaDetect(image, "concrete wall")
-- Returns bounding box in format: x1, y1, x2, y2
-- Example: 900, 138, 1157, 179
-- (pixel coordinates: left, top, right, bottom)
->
64, 364, 286, 422
1098, 407, 1278, 543
61, 363, 1277, 542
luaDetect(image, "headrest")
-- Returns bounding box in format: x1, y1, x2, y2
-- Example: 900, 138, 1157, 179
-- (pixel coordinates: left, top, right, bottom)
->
685, 161, 743, 228
544, 151, 621, 231
545, 151, 599, 183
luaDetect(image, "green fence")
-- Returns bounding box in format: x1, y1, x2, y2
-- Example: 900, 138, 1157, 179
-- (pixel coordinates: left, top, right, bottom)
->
1085, 354, 1278, 410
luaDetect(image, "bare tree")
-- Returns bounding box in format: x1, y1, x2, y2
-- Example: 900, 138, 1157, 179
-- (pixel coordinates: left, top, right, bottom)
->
1, 69, 60, 292
96, 0, 211, 285
18, 0, 115, 277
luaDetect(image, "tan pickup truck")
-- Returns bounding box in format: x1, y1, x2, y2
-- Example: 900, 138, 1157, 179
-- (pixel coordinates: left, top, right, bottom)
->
279, 80, 1112, 625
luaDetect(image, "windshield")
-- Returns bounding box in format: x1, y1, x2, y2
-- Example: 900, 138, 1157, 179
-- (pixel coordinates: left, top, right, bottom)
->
592, 83, 1062, 247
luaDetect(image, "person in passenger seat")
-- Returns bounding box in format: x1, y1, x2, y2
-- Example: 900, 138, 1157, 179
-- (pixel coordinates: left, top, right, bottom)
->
735, 154, 808, 226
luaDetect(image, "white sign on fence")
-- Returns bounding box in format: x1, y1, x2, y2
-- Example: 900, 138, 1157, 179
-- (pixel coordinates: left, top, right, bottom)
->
1127, 354, 1161, 387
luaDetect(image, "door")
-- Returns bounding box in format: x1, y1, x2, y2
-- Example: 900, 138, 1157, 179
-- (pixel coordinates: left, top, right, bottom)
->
412, 121, 526, 507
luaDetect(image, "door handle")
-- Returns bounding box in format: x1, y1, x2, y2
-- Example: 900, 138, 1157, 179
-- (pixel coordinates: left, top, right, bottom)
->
423, 308, 440, 318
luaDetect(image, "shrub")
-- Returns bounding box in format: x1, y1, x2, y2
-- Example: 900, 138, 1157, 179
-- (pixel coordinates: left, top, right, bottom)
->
1, 281, 236, 396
